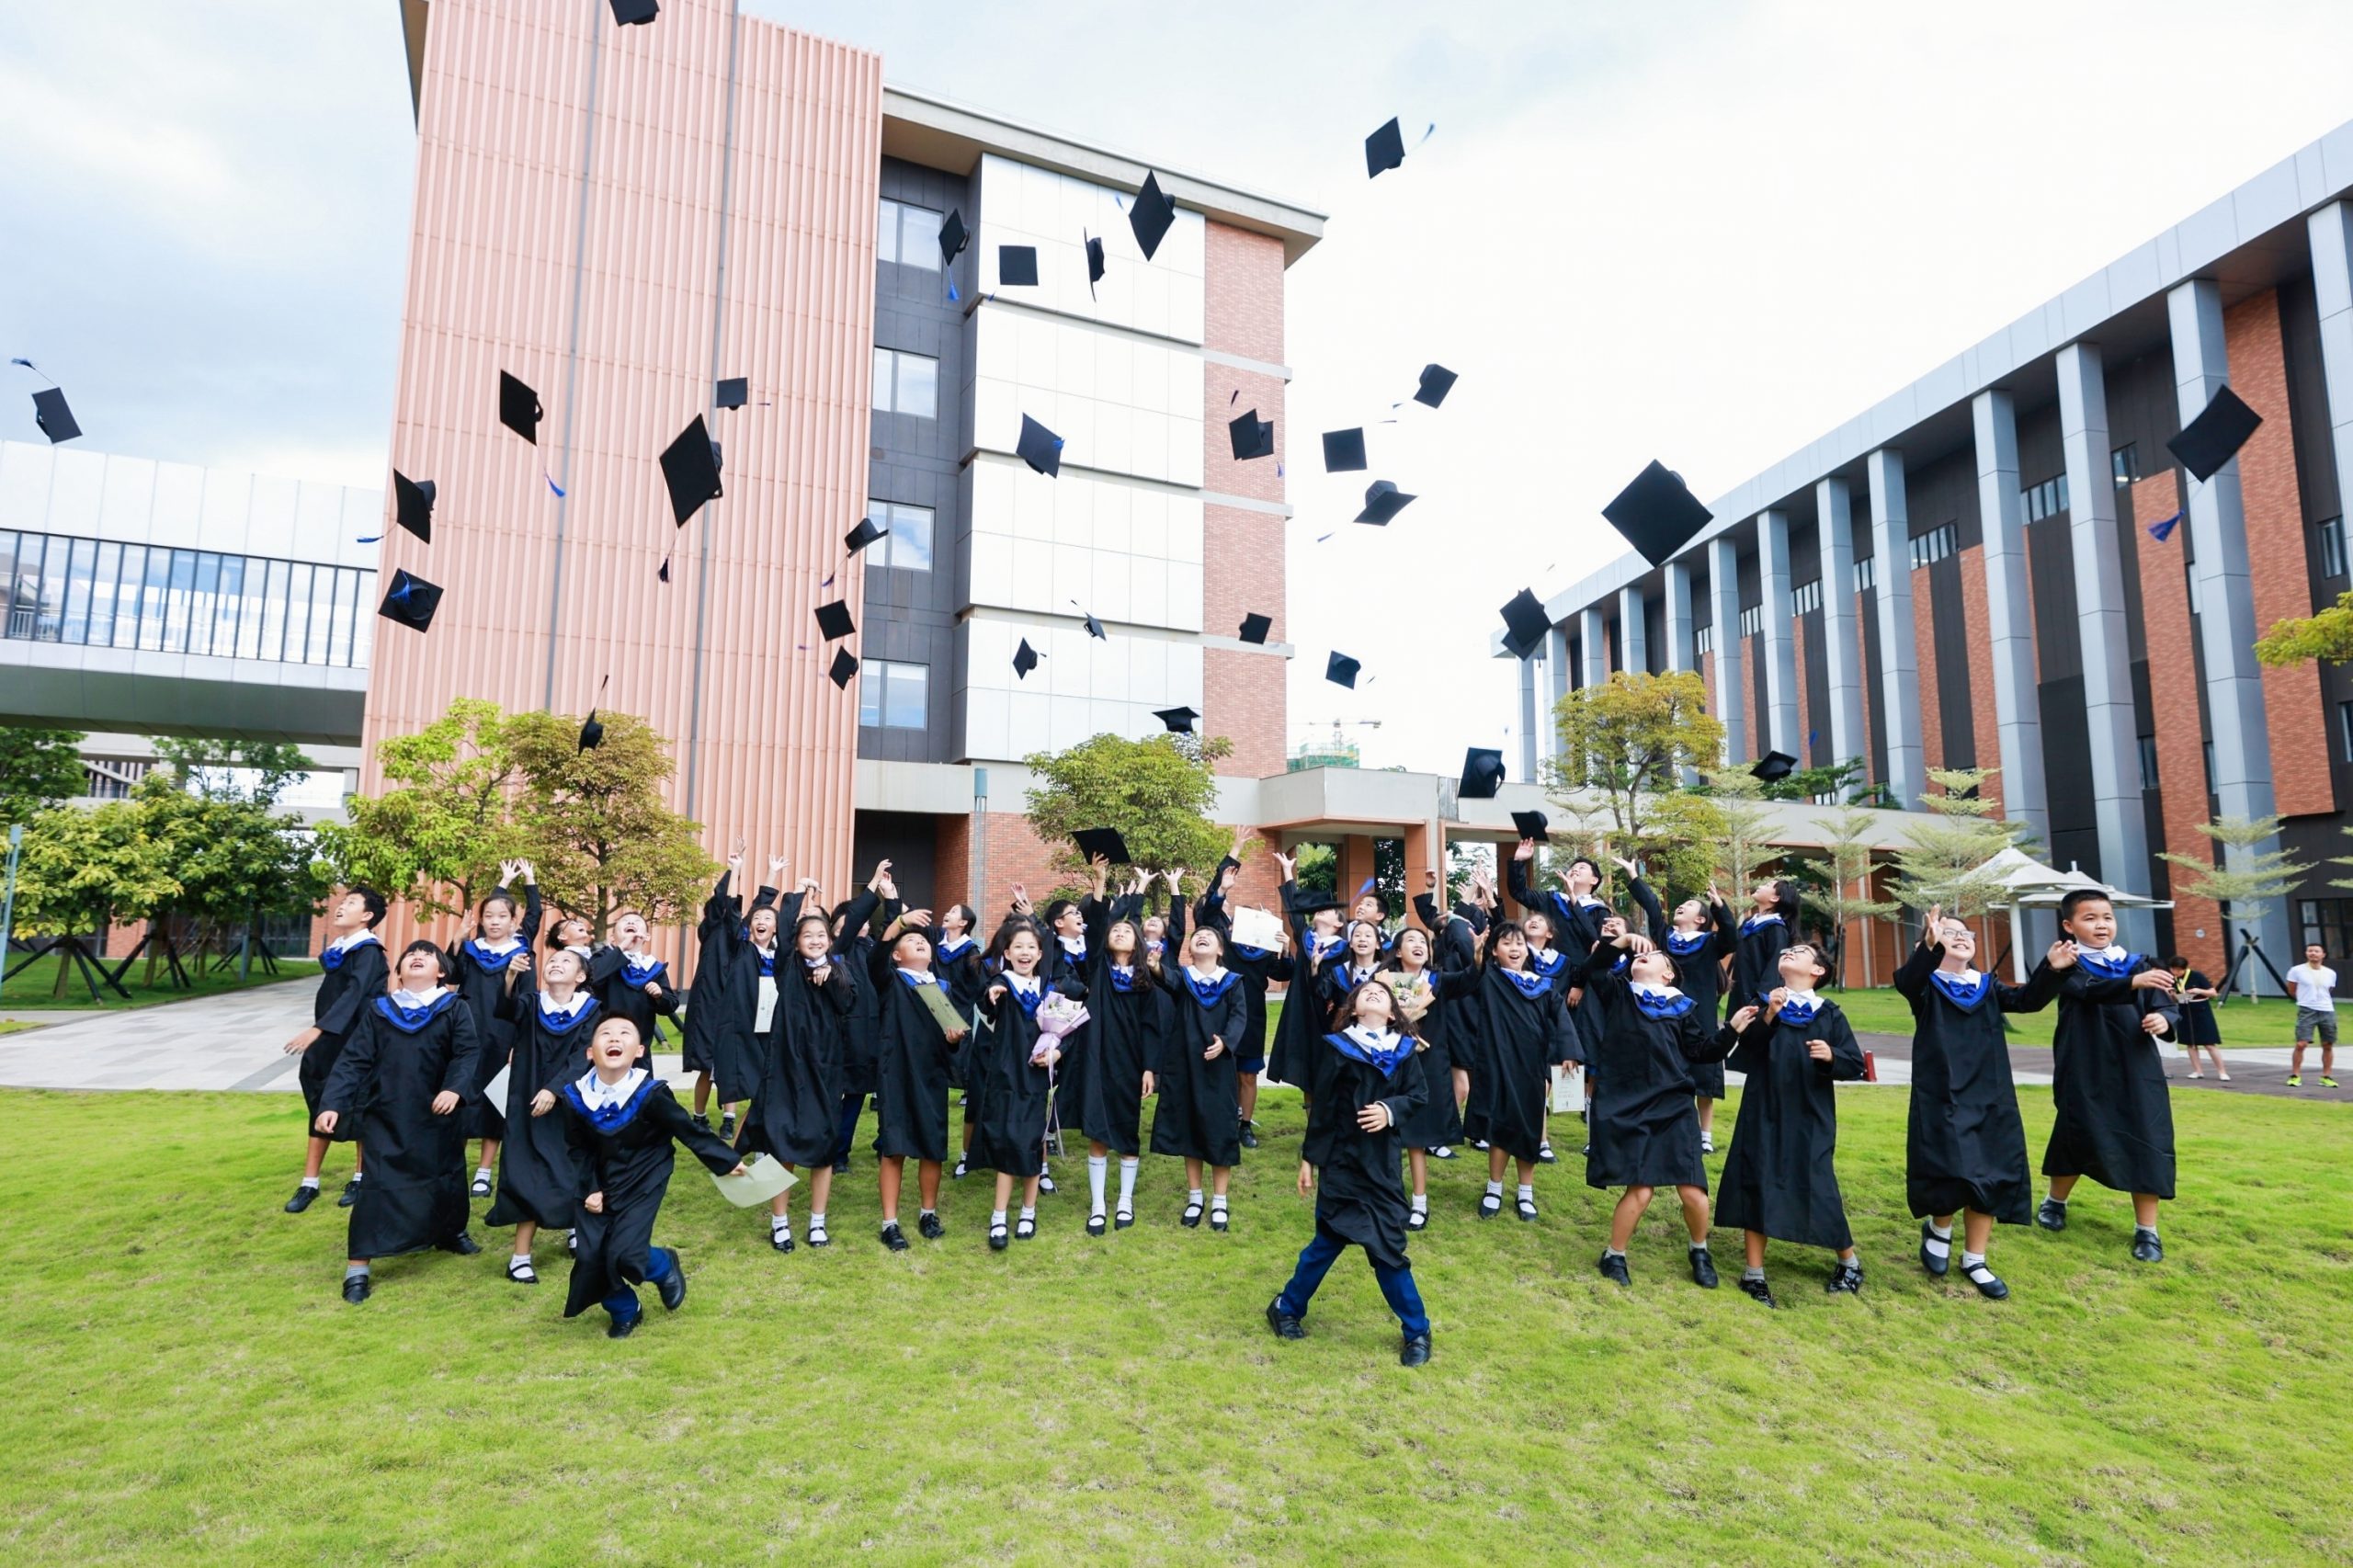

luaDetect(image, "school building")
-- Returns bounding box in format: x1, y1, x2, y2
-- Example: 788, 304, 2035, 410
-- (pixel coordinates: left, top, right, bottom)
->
1505, 117, 2353, 988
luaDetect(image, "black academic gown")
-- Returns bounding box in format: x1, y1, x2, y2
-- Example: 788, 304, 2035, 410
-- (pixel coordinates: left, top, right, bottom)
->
1411, 892, 1484, 976
319, 992, 480, 1257
2037, 952, 2179, 1199
558, 1074, 739, 1318
1452, 963, 1570, 1163
1268, 881, 1341, 1090
1301, 1030, 1427, 1270
451, 884, 542, 1142
483, 987, 599, 1230
589, 947, 680, 1061
685, 878, 784, 1104
1148, 964, 1249, 1165
1715, 996, 1865, 1247
1069, 901, 1164, 1155
1508, 859, 1608, 1062
301, 935, 390, 1142
1726, 906, 1798, 1024
737, 955, 855, 1167
1580, 958, 1729, 1190
835, 892, 886, 1099
1380, 964, 1462, 1147
868, 944, 963, 1164
931, 932, 987, 1089
1650, 896, 1736, 1099
1199, 860, 1279, 1068
678, 874, 741, 1077
1894, 944, 2051, 1223
971, 973, 1076, 1176
1041, 898, 1109, 1144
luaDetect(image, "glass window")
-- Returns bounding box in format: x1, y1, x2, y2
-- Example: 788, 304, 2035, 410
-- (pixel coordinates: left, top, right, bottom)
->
233, 554, 264, 659
139, 546, 171, 651
214, 555, 246, 658
30, 534, 64, 641
873, 502, 935, 572
2056, 472, 2069, 513
872, 346, 892, 410
353, 571, 376, 669
1852, 555, 1874, 594
871, 348, 939, 419
2112, 442, 2140, 487
327, 567, 356, 666
879, 198, 942, 273
160, 549, 196, 653
108, 544, 142, 648
87, 541, 121, 648
1694, 624, 1713, 655
858, 660, 929, 729
259, 559, 289, 660
2320, 517, 2346, 581
2339, 701, 2353, 765
306, 563, 335, 665
876, 199, 899, 265
188, 551, 222, 656
0, 531, 17, 638
2139, 733, 2160, 790
61, 538, 97, 644
282, 563, 312, 663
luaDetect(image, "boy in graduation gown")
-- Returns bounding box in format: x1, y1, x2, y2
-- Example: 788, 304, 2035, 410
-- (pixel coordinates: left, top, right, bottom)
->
1628, 871, 1738, 1154
2029, 890, 2181, 1261
1895, 908, 2064, 1299
558, 1015, 745, 1337
1714, 941, 1867, 1306
484, 946, 600, 1284
866, 903, 969, 1251
1267, 851, 1347, 1111
281, 885, 390, 1214
1266, 979, 1433, 1367
313, 940, 483, 1302
450, 861, 541, 1199
1196, 833, 1282, 1150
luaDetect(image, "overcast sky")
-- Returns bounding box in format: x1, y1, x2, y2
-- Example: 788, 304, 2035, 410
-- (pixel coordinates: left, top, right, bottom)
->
7, 2, 2353, 774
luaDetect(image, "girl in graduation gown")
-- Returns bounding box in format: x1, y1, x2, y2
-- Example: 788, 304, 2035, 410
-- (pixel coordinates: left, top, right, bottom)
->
831, 871, 891, 1175
1624, 863, 1736, 1153
586, 908, 680, 1087
313, 940, 482, 1303
557, 1015, 745, 1337
1069, 872, 1180, 1234
972, 925, 1082, 1248
1894, 909, 2063, 1299
1148, 922, 1251, 1230
1715, 941, 1867, 1306
2029, 890, 2182, 1261
1266, 980, 1433, 1367
1267, 852, 1347, 1107
281, 886, 389, 1213
1198, 843, 1282, 1149
2169, 956, 2227, 1080
1377, 926, 1462, 1232
867, 904, 970, 1250
1457, 920, 1575, 1221
737, 909, 856, 1254
1727, 876, 1803, 1024
681, 854, 789, 1133
1580, 928, 1733, 1290
451, 863, 541, 1198
1507, 840, 1611, 1053
678, 858, 744, 1121
484, 946, 599, 1284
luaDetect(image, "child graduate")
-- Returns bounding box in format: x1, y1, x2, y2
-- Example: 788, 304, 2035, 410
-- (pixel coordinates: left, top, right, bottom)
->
280, 885, 390, 1214
451, 860, 540, 1198
483, 945, 599, 1284
1265, 980, 1434, 1367
2030, 890, 2181, 1261
1629, 869, 1736, 1154
974, 922, 1080, 1248
674, 848, 784, 1137
1267, 851, 1347, 1111
557, 1014, 745, 1337
585, 908, 679, 1086
1067, 870, 1181, 1234
1378, 926, 1462, 1232
736, 905, 855, 1254
1714, 941, 1867, 1306
867, 900, 969, 1251
1197, 832, 1281, 1149
313, 940, 483, 1302
1457, 918, 1575, 1221
1893, 909, 2061, 1299
1580, 926, 1733, 1290
1149, 919, 1250, 1231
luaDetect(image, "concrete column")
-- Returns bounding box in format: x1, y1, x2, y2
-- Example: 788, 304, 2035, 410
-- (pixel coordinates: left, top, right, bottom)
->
2056, 341, 2154, 950
1814, 475, 1867, 775
1543, 625, 1571, 761
1864, 449, 1924, 808
1516, 653, 1539, 783
2315, 203, 2353, 527
1579, 605, 1609, 688
1756, 509, 1800, 756
2171, 278, 2290, 979
1617, 585, 1648, 675
1709, 534, 1745, 763
1972, 389, 2051, 847
1662, 560, 1696, 673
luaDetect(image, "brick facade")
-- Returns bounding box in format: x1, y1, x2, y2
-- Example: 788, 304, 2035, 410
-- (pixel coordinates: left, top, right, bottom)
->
1912, 567, 1943, 774
2130, 471, 2223, 974
1957, 544, 2005, 815
1792, 622, 1813, 762
1200, 222, 1289, 780
1740, 633, 1760, 760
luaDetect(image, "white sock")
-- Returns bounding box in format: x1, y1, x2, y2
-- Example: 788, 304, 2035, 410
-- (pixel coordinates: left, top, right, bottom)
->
991, 1209, 1007, 1228
1210, 1193, 1228, 1211
1087, 1154, 1108, 1215
347, 1172, 363, 1183
770, 1213, 791, 1236
1118, 1158, 1139, 1210
1517, 1184, 1534, 1204
474, 1165, 493, 1181
1188, 1187, 1205, 1208
809, 1210, 826, 1230
300, 1176, 320, 1190
1961, 1250, 1987, 1271
1484, 1178, 1504, 1198
1019, 1205, 1036, 1222
1928, 1220, 1953, 1241
1410, 1193, 1428, 1212
1923, 1227, 1951, 1259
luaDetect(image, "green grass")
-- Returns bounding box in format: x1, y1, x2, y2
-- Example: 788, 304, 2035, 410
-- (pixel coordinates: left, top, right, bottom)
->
0, 1019, 36, 1036
1827, 987, 2298, 1048
0, 952, 318, 1010
3, 1087, 2349, 1564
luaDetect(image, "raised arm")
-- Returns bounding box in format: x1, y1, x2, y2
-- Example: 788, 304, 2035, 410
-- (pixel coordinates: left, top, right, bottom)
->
1628, 876, 1666, 946
1893, 915, 1941, 1001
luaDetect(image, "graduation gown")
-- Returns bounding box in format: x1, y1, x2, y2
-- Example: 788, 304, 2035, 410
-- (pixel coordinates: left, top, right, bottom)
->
1411, 892, 1484, 975
1069, 958, 1159, 1155
1268, 881, 1342, 1089
483, 988, 600, 1230
558, 1074, 738, 1319
1453, 963, 1571, 1163
931, 932, 987, 1089
451, 885, 541, 1141
1726, 907, 1797, 1024
301, 934, 389, 1142
1508, 858, 1608, 1062
1148, 964, 1249, 1165
677, 873, 743, 1077
834, 891, 886, 1099
1301, 1030, 1427, 1270
867, 944, 963, 1163
736, 956, 855, 1167
1895, 944, 2051, 1223
588, 947, 680, 1062
1580, 960, 1729, 1190
1198, 859, 1280, 1068
2037, 952, 2179, 1198
1040, 898, 1109, 1142
1714, 996, 1865, 1247
686, 878, 788, 1103
970, 973, 1075, 1176
319, 992, 480, 1257
1379, 965, 1462, 1147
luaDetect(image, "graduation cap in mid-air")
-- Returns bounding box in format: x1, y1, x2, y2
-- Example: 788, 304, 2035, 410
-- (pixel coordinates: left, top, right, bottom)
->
391, 472, 437, 543
1459, 746, 1506, 801
1085, 233, 1107, 295
1013, 638, 1040, 678
715, 377, 747, 410
578, 678, 610, 752
377, 569, 443, 633
1080, 608, 1108, 641
1324, 651, 1361, 688
1414, 364, 1457, 408
1510, 810, 1550, 844
499, 371, 541, 444
2167, 385, 2263, 483
827, 648, 858, 689
1129, 172, 1176, 261
1499, 588, 1549, 660
29, 386, 79, 444
998, 244, 1039, 287
1365, 116, 1406, 178
1153, 705, 1199, 734
1751, 750, 1799, 784
1603, 460, 1712, 567
938, 209, 970, 267
609, 0, 658, 23
1355, 480, 1415, 525
845, 516, 888, 554
814, 599, 856, 642
660, 415, 723, 525
1016, 414, 1063, 476
1073, 827, 1132, 865
1229, 409, 1274, 461
1238, 611, 1273, 645
1321, 427, 1367, 472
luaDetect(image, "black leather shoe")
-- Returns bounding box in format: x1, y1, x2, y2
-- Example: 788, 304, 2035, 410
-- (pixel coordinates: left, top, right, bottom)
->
1399, 1333, 1432, 1367
1266, 1300, 1305, 1340
833, 1156, 850, 1176
1476, 1192, 1501, 1220
1239, 1122, 1260, 1150
606, 1315, 637, 1339
2131, 1232, 2165, 1264
770, 1230, 795, 1254
1039, 1173, 1057, 1195
1431, 1145, 1455, 1161
1597, 1251, 1631, 1288
656, 1257, 687, 1312
284, 1185, 319, 1214
917, 1211, 946, 1241
439, 1231, 482, 1256
341, 1273, 371, 1304
881, 1221, 910, 1253
1825, 1261, 1864, 1294
1086, 1213, 1107, 1236
718, 1113, 736, 1141
989, 1223, 1009, 1251
1405, 1208, 1428, 1232
1181, 1201, 1204, 1228
1515, 1195, 1539, 1222
336, 1178, 363, 1208
1918, 1221, 1951, 1277
951, 1157, 969, 1179
690, 1113, 712, 1132
2034, 1198, 2067, 1232
469, 1173, 494, 1199
1737, 1276, 1778, 1309
1209, 1208, 1229, 1233
1963, 1263, 2011, 1300
1688, 1247, 1719, 1289
1537, 1143, 1557, 1165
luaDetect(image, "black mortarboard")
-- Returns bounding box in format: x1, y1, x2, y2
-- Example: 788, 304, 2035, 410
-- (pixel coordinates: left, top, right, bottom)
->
1073, 827, 1132, 865
1014, 638, 1040, 678
609, 0, 658, 23
30, 387, 79, 444
658, 556, 672, 584
1082, 610, 1107, 641
1415, 364, 1458, 408
1017, 414, 1063, 477
998, 244, 1039, 287
377, 569, 443, 633
1324, 651, 1361, 688
1499, 588, 1549, 660
715, 376, 747, 409
1086, 233, 1107, 290
1459, 747, 1505, 801
1228, 409, 1274, 461
1355, 480, 1415, 525
1510, 810, 1550, 843
2167, 385, 2263, 483
1154, 705, 1199, 734
1129, 172, 1176, 261
845, 516, 888, 553
578, 711, 606, 752
1365, 117, 1405, 178
938, 209, 969, 267
1290, 887, 1345, 916
1602, 460, 1712, 567
828, 648, 858, 689
391, 472, 436, 544
1751, 751, 1798, 783
499, 371, 541, 444
814, 599, 856, 641
1238, 612, 1272, 645
660, 415, 723, 525
1321, 427, 1366, 472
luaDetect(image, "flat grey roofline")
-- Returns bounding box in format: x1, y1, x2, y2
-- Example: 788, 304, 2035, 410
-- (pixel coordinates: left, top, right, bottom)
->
1502, 115, 2353, 647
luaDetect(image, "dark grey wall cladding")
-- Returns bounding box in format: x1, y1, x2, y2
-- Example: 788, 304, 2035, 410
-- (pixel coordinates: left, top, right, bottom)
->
2015, 400, 2066, 502
2280, 269, 2353, 821
1801, 610, 1831, 766
1905, 445, 1978, 552
852, 810, 939, 905
1861, 595, 1889, 792
1926, 555, 1973, 770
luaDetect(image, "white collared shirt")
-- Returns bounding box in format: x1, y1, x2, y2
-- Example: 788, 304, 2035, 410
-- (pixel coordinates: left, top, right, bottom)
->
328, 928, 381, 954
576, 1066, 647, 1112
472, 935, 521, 956
538, 988, 584, 1017
1780, 988, 1822, 1009
390, 987, 439, 1009
1631, 980, 1685, 1003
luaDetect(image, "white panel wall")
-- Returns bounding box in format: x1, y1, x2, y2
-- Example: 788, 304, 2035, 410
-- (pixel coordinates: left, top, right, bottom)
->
957, 617, 1206, 764
0, 439, 381, 570
970, 309, 1204, 488
962, 460, 1203, 632
974, 153, 1206, 346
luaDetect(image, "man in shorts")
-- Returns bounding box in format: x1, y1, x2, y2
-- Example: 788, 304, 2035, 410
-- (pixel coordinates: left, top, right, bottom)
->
2284, 944, 2339, 1089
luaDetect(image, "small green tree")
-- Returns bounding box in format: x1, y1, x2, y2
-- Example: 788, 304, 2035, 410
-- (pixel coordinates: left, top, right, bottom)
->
2159, 814, 2310, 998
1023, 732, 1235, 888
1291, 842, 1337, 897
2256, 593, 2353, 666
1545, 671, 1723, 855
9, 801, 176, 997
0, 725, 87, 824
1893, 767, 2027, 918
1814, 807, 1899, 987
506, 710, 716, 941
315, 698, 527, 921
151, 736, 316, 809
136, 763, 329, 966
1704, 768, 1781, 905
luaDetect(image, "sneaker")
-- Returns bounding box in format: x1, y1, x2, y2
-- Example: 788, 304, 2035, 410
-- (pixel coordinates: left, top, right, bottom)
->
880, 1221, 910, 1253
1597, 1251, 1631, 1288
2034, 1198, 2067, 1232
2286, 1074, 2302, 1087
718, 1113, 736, 1141
2324, 1076, 2341, 1089
917, 1211, 946, 1241
1265, 1300, 1305, 1340
470, 1173, 494, 1199
284, 1184, 320, 1214
1737, 1276, 1777, 1309
1399, 1333, 1432, 1368
1825, 1261, 1864, 1294
336, 1178, 364, 1208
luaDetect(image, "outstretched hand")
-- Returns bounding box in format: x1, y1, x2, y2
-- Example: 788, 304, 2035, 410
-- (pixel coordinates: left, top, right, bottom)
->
2046, 940, 2078, 971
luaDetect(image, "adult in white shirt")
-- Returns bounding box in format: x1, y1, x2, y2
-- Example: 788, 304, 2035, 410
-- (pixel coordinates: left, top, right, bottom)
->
2283, 945, 2338, 1089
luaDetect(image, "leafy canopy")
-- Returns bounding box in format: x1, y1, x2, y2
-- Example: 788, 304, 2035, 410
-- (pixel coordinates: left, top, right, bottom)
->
1023, 733, 1233, 892
505, 709, 715, 939
1892, 767, 2029, 918
0, 725, 88, 824
314, 699, 527, 922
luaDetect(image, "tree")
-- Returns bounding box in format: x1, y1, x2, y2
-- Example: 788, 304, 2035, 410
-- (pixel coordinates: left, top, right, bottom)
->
2159, 814, 2310, 997
8, 801, 176, 997
1022, 732, 1235, 889
314, 698, 527, 922
1704, 768, 1782, 908
1892, 767, 2027, 918
506, 710, 716, 941
134, 762, 328, 971
1758, 756, 1879, 807
1813, 807, 1899, 988
1291, 842, 1337, 897
151, 736, 315, 809
0, 725, 87, 824
2255, 592, 2353, 667
1545, 671, 1723, 856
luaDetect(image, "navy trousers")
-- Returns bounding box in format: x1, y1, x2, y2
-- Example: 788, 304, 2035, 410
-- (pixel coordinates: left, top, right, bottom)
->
1276, 1218, 1428, 1336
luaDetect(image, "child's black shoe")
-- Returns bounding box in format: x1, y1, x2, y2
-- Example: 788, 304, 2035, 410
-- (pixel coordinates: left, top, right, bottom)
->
1688, 1247, 1719, 1289
880, 1221, 910, 1252
340, 1274, 371, 1304
2034, 1198, 2067, 1232
656, 1257, 687, 1312
1825, 1261, 1864, 1294
1737, 1276, 1777, 1309
1399, 1333, 1432, 1367
918, 1211, 946, 1240
2131, 1231, 2165, 1264
336, 1178, 363, 1208
1265, 1301, 1304, 1340
1918, 1221, 1951, 1276
1597, 1251, 1631, 1289
284, 1185, 318, 1214
606, 1315, 637, 1339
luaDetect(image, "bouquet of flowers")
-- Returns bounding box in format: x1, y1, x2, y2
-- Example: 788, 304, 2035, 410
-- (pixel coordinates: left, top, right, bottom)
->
1032, 992, 1090, 1063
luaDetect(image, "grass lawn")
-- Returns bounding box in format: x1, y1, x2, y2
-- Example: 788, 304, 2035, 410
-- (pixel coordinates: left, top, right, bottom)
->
3, 1086, 2349, 1564
0, 952, 319, 1011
